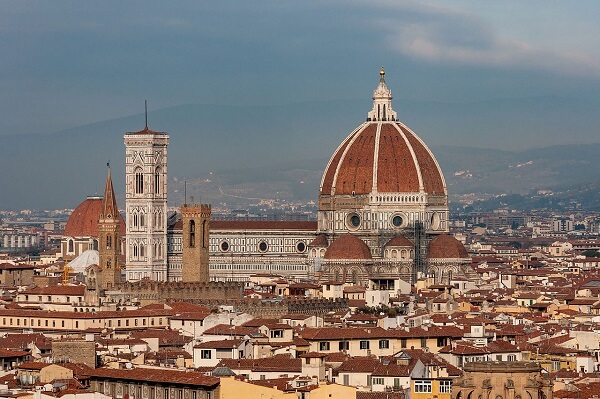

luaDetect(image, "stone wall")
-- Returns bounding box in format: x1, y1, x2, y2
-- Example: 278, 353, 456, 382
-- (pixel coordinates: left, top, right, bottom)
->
117, 281, 244, 306
195, 297, 348, 318
52, 340, 96, 368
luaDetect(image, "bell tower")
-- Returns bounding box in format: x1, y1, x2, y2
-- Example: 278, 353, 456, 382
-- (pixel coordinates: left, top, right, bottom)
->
181, 202, 211, 283
124, 121, 169, 282
98, 164, 122, 289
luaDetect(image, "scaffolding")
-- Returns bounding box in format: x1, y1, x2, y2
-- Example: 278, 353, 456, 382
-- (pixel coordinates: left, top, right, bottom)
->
412, 221, 427, 283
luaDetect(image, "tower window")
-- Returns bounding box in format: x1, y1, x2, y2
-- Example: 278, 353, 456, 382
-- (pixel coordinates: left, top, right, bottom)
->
154, 168, 161, 194
202, 220, 207, 248
189, 220, 195, 248
107, 235, 112, 249
135, 169, 144, 194
68, 239, 74, 253
140, 244, 145, 257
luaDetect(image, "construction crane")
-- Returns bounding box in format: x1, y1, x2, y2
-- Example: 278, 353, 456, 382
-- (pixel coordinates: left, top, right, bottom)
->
62, 264, 73, 285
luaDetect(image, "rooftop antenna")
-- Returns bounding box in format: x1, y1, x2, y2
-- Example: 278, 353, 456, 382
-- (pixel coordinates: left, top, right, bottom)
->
144, 100, 148, 129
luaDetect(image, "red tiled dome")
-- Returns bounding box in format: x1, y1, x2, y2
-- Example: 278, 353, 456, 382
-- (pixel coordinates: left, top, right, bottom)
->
309, 234, 328, 247
65, 196, 125, 237
385, 235, 413, 247
324, 234, 372, 260
428, 234, 469, 259
320, 122, 445, 196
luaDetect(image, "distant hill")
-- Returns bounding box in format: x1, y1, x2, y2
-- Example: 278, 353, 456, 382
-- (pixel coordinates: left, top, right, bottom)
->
1, 96, 600, 210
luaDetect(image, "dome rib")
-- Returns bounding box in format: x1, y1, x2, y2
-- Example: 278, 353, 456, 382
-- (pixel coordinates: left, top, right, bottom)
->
334, 124, 376, 195
321, 125, 363, 195
398, 124, 446, 195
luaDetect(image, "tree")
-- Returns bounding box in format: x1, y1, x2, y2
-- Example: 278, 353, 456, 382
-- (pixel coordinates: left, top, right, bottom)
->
582, 250, 600, 258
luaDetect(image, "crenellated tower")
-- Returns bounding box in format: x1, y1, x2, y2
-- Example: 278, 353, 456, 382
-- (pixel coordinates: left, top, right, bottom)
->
181, 203, 211, 283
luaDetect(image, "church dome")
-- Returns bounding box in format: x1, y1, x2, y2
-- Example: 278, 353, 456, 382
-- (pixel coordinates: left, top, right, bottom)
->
385, 235, 413, 247
428, 234, 469, 259
65, 196, 125, 237
320, 69, 445, 197
324, 233, 372, 260
67, 249, 99, 274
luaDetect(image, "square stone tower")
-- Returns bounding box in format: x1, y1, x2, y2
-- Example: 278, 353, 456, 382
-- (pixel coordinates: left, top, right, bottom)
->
181, 203, 211, 283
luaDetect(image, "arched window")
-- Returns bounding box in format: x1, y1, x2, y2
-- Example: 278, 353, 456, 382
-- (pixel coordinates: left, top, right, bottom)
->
93, 239, 98, 251
202, 220, 207, 248
140, 213, 145, 227
140, 244, 145, 257
133, 213, 138, 227
189, 220, 196, 248
107, 235, 112, 249
154, 168, 161, 194
352, 270, 358, 284
68, 239, 74, 253
135, 168, 144, 194
133, 244, 138, 257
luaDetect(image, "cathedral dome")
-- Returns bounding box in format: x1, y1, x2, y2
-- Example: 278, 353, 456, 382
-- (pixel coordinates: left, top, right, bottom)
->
320, 69, 445, 197
65, 196, 125, 237
428, 234, 469, 259
324, 233, 372, 260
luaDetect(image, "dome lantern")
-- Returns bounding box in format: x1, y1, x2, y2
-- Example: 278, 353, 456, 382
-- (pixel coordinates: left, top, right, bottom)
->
367, 67, 397, 122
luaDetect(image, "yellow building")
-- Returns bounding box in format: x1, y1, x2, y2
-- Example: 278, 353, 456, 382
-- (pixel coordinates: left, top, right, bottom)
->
219, 377, 356, 399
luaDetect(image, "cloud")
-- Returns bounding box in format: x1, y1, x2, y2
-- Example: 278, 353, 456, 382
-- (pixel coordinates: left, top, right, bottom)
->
368, 1, 600, 78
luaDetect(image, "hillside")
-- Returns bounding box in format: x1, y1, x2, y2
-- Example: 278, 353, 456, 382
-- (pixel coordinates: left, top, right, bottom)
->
1, 97, 600, 210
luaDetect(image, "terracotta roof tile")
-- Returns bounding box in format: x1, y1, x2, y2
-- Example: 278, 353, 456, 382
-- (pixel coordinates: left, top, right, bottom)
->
64, 197, 125, 237
428, 234, 469, 259
324, 234, 372, 260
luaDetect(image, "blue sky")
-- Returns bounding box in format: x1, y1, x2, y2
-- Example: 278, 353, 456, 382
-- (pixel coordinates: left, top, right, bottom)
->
2, 1, 600, 142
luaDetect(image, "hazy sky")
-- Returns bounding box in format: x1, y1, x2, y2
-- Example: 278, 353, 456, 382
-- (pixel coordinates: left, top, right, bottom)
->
2, 1, 600, 137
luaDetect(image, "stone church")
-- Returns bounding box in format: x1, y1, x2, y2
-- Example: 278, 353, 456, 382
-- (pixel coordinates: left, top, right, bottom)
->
62, 69, 471, 291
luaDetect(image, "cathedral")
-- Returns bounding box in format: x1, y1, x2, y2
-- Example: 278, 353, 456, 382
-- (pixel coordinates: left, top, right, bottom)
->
61, 69, 470, 289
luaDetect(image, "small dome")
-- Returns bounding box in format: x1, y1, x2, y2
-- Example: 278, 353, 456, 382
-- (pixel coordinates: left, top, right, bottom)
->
68, 249, 99, 274
324, 234, 372, 260
309, 234, 328, 247
385, 235, 413, 247
65, 196, 125, 237
428, 234, 469, 259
